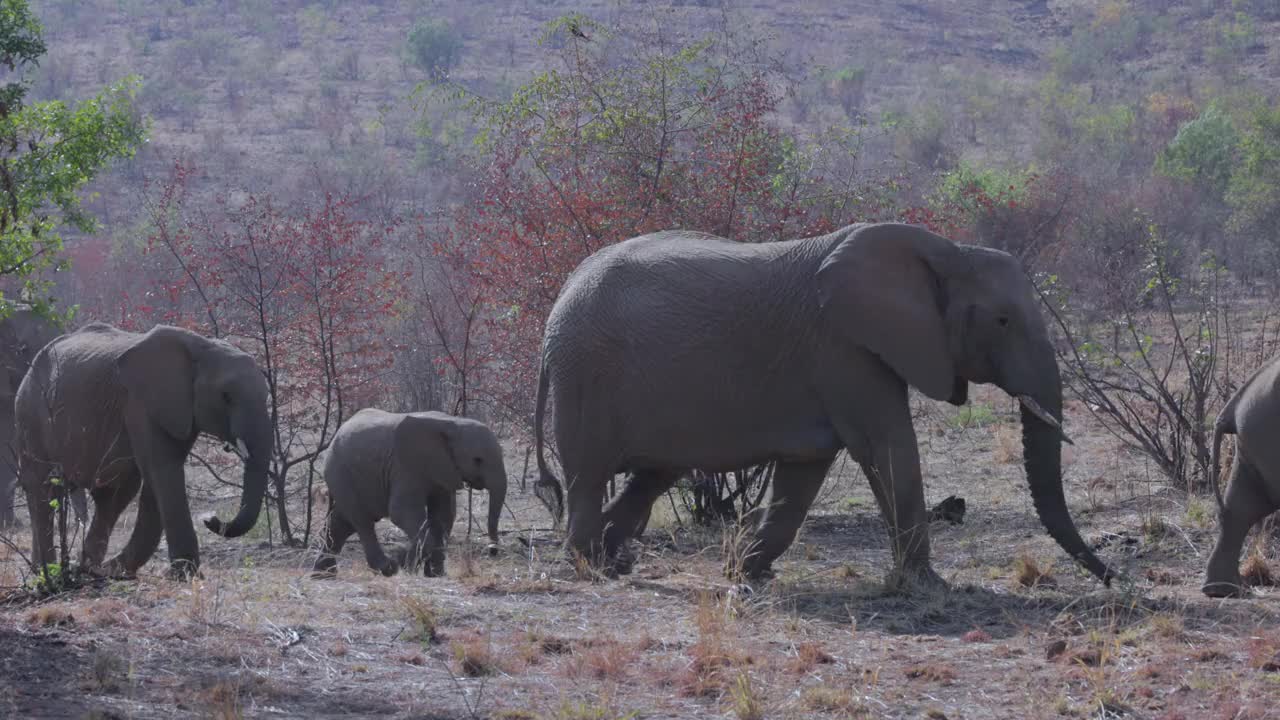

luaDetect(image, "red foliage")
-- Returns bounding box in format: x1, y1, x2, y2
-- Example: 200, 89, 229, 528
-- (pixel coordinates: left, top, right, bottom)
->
123, 159, 404, 540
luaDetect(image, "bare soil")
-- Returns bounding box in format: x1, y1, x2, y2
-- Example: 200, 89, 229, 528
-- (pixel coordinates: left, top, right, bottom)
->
3, 385, 1279, 719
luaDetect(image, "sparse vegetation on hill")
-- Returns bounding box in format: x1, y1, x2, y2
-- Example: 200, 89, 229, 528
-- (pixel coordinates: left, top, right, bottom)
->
2, 1, 1280, 717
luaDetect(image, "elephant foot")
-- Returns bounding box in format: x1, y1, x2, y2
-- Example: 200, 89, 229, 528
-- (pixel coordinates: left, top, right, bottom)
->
606, 544, 637, 577
166, 560, 203, 582
310, 568, 338, 580
884, 565, 949, 595
1202, 579, 1246, 599
486, 542, 500, 557
377, 558, 400, 577
96, 556, 139, 580
732, 557, 775, 582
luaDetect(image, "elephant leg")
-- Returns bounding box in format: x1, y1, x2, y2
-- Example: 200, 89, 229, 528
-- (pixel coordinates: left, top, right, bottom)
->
1204, 458, 1276, 598
389, 502, 429, 575
601, 468, 680, 575
81, 472, 141, 571
0, 456, 16, 529
739, 458, 833, 580
312, 505, 354, 577
564, 460, 611, 570
103, 481, 164, 577
866, 434, 939, 591
354, 520, 398, 577
20, 459, 55, 573
424, 491, 456, 577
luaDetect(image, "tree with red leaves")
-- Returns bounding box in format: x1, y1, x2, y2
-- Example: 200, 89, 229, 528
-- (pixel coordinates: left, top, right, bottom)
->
439, 16, 888, 424
124, 160, 403, 545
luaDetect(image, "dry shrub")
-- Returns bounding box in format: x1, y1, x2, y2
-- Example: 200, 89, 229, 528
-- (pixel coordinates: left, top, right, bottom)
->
961, 628, 991, 643
787, 641, 834, 674
1144, 567, 1177, 585
1193, 648, 1226, 662
992, 426, 1020, 464
452, 633, 500, 677
1242, 550, 1275, 587
801, 686, 868, 716
328, 641, 348, 657
27, 606, 75, 628
1012, 554, 1055, 589
904, 663, 956, 683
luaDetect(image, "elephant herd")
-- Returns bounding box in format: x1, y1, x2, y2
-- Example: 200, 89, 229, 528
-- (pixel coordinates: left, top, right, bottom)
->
0, 222, 1275, 598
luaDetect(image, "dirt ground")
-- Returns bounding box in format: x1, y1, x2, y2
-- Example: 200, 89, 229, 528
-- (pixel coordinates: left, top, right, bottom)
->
2, 385, 1279, 720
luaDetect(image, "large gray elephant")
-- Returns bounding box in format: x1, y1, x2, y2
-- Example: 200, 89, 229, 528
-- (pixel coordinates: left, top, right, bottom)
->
1, 305, 86, 528
1203, 354, 1280, 598
15, 323, 272, 579
311, 408, 507, 578
532, 222, 1115, 589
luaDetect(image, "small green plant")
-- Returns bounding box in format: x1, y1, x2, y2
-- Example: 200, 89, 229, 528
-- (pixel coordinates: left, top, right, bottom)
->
948, 403, 997, 429
1185, 498, 1214, 529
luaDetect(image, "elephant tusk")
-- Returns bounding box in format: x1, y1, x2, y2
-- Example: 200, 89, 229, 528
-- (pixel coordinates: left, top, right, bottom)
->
1018, 395, 1074, 446
236, 439, 249, 457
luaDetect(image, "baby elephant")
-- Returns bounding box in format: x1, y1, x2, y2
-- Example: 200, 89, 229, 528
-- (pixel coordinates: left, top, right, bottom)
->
313, 408, 507, 578
1204, 355, 1280, 598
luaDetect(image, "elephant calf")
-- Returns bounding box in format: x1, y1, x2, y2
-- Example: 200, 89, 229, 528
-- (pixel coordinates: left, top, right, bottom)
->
1204, 354, 1280, 598
312, 409, 507, 578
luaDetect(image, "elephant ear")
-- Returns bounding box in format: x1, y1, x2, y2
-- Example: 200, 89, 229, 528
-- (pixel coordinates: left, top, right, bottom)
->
395, 415, 466, 491
816, 223, 959, 402
116, 326, 196, 441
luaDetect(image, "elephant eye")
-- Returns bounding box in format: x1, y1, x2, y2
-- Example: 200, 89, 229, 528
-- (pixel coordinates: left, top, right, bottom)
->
996, 316, 1010, 328
474, 456, 484, 466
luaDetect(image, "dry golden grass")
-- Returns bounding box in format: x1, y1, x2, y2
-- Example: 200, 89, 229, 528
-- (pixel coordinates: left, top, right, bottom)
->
801, 686, 869, 716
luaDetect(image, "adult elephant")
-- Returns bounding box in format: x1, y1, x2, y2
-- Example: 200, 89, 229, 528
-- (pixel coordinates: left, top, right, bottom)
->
15, 323, 272, 579
312, 408, 508, 578
0, 305, 86, 528
532, 222, 1115, 589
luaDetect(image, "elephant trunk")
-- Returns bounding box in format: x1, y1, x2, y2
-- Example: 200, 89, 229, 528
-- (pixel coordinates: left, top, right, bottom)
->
204, 423, 270, 538
485, 466, 507, 556
1020, 374, 1113, 586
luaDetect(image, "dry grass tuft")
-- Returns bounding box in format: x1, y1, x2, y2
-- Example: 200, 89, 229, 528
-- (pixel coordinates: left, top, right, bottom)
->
1146, 612, 1185, 640
401, 594, 439, 645
680, 591, 755, 697
728, 671, 764, 720
786, 641, 834, 674
1011, 554, 1054, 589
801, 686, 868, 716
904, 662, 956, 683
198, 676, 244, 720
566, 638, 635, 681
992, 426, 1020, 464
84, 646, 127, 693
452, 632, 501, 677
1144, 567, 1177, 585
1247, 635, 1280, 672
961, 628, 992, 643
27, 606, 75, 628
1242, 550, 1276, 587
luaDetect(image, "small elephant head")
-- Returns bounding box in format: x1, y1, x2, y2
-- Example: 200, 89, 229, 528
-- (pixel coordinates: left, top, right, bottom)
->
115, 325, 272, 539
817, 223, 1114, 585
395, 413, 508, 553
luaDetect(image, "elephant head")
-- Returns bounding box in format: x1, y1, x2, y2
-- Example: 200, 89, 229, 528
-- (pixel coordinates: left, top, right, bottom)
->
395, 413, 508, 553
817, 223, 1114, 585
115, 326, 272, 539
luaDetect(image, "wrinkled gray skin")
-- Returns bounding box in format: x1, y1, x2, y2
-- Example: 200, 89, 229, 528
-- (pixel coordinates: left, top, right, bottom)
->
15, 323, 271, 580
1203, 354, 1280, 598
534, 223, 1115, 589
1, 305, 87, 528
312, 408, 507, 578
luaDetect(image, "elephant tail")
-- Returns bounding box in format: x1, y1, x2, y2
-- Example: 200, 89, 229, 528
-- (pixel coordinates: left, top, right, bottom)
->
1211, 410, 1236, 514
533, 354, 565, 527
